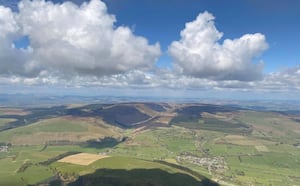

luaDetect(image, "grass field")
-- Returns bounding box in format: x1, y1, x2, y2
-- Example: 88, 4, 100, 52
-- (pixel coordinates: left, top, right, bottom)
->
0, 144, 112, 185
111, 127, 198, 159
0, 116, 123, 145
0, 118, 16, 128
0, 145, 57, 185
237, 111, 300, 141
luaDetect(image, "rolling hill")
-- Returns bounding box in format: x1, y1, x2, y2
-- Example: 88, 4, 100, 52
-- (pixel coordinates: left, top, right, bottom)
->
0, 102, 299, 186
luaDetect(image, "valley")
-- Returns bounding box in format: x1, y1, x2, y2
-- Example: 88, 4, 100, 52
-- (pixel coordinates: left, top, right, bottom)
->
0, 102, 299, 186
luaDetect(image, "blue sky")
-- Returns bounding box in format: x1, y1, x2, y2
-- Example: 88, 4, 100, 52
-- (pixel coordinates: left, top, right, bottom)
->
101, 0, 300, 72
0, 0, 300, 99
5, 0, 300, 72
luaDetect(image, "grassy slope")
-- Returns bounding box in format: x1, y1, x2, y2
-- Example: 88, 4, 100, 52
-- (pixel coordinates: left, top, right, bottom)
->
111, 110, 300, 186
67, 169, 202, 186
111, 127, 197, 159
52, 156, 217, 186
217, 111, 300, 185
0, 117, 122, 145
53, 156, 186, 174
0, 145, 55, 186
0, 118, 16, 128
0, 144, 108, 185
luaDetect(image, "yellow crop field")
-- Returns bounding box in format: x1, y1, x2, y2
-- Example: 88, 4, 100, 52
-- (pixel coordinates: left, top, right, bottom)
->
58, 153, 110, 165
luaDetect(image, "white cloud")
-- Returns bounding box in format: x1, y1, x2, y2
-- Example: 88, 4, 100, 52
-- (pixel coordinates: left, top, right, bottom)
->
2, 66, 300, 97
258, 67, 300, 91
0, 5, 32, 76
0, 3, 299, 96
0, 0, 161, 77
0, 6, 18, 36
169, 12, 268, 81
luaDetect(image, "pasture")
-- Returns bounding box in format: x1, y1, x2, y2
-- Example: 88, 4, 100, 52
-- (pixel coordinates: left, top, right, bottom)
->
0, 116, 123, 145
0, 118, 16, 127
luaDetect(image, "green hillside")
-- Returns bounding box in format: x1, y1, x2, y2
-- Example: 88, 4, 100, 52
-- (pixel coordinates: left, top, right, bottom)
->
0, 103, 299, 186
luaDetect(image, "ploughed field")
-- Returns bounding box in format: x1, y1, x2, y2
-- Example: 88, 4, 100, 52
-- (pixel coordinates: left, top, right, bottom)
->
0, 103, 299, 186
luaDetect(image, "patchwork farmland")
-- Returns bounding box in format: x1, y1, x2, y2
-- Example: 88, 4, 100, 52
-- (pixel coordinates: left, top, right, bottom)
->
0, 103, 299, 185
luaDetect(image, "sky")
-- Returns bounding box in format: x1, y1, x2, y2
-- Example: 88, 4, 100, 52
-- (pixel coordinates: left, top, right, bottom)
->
0, 0, 299, 100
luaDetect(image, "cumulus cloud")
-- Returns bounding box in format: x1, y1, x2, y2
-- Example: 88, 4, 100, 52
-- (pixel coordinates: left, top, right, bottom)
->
1, 3, 298, 95
169, 12, 268, 81
0, 5, 31, 76
0, 0, 161, 77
